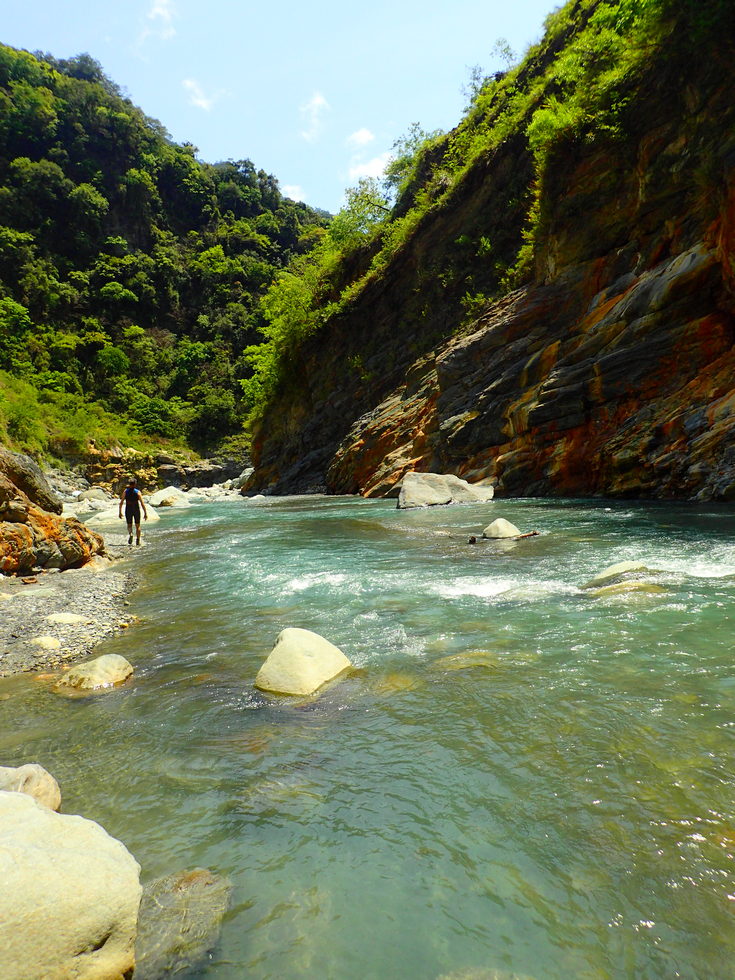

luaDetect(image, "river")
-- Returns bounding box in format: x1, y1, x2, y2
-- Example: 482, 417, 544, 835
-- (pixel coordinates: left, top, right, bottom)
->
3, 495, 735, 979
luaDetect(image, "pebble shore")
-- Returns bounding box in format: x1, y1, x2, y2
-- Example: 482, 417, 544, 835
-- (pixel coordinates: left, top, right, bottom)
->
0, 530, 137, 677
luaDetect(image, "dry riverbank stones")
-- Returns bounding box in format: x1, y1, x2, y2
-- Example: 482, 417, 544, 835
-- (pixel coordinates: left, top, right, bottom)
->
255, 627, 352, 696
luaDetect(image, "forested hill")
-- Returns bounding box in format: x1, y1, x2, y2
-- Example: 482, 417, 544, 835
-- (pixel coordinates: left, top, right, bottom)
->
245, 0, 735, 501
0, 44, 327, 459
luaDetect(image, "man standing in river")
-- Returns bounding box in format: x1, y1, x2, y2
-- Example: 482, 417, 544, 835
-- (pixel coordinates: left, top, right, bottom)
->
118, 477, 148, 545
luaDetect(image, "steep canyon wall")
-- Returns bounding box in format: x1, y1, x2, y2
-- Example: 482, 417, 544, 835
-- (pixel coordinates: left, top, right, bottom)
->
250, 26, 735, 501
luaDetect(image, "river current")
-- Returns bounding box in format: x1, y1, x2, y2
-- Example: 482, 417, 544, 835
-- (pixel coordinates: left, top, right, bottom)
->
4, 495, 735, 979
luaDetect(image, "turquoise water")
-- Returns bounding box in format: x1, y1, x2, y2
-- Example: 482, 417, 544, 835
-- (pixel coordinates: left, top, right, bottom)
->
4, 495, 735, 979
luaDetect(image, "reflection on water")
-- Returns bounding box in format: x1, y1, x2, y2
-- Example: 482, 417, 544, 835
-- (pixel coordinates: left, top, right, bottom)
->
3, 496, 735, 979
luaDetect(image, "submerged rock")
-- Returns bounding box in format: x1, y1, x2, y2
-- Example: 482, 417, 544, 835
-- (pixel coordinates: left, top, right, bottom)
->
431, 651, 500, 671
0, 763, 61, 811
397, 472, 495, 509
255, 627, 352, 696
482, 518, 521, 539
56, 653, 134, 691
0, 791, 141, 980
135, 868, 232, 980
580, 560, 649, 589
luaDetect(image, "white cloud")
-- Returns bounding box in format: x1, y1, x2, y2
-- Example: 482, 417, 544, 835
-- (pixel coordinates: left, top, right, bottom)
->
300, 92, 330, 143
182, 78, 222, 111
139, 0, 177, 44
348, 152, 391, 181
283, 184, 306, 202
346, 128, 375, 148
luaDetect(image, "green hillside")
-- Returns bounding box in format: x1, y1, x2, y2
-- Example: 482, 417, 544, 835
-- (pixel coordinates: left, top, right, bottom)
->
0, 45, 327, 460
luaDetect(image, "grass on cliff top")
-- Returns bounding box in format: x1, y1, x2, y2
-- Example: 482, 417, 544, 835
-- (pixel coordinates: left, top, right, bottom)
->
242, 0, 730, 426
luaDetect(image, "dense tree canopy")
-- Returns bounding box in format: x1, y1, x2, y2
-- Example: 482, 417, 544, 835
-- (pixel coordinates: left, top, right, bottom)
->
0, 44, 328, 456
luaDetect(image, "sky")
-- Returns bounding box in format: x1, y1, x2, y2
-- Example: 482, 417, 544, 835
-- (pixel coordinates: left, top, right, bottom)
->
2, 0, 559, 214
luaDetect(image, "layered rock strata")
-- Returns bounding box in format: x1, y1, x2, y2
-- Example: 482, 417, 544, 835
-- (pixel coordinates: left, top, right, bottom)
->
248, 22, 735, 501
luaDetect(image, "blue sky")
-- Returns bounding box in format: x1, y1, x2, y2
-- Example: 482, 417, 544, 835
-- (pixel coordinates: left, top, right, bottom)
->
3, 0, 558, 213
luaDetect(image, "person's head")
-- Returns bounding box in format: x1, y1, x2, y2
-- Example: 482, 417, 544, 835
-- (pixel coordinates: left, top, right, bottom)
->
127, 478, 136, 487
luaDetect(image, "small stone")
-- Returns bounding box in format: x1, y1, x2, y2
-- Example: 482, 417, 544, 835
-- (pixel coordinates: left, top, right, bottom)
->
30, 636, 61, 651
55, 653, 134, 692
45, 612, 89, 626
0, 763, 62, 811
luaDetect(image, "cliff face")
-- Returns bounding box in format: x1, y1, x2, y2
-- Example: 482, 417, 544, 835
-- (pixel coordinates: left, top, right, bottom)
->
250, 11, 735, 501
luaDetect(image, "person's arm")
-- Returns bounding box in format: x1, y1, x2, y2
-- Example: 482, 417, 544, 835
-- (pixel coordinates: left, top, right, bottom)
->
118, 489, 125, 519
139, 491, 148, 520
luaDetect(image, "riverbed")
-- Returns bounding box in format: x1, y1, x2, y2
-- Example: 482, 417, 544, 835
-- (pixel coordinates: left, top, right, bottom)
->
3, 495, 735, 979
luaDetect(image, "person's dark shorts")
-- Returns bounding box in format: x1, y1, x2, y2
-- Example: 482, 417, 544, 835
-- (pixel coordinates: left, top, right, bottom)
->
125, 504, 141, 524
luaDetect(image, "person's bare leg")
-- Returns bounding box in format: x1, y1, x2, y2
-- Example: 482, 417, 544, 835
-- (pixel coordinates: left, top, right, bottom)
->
135, 518, 141, 546
126, 520, 133, 545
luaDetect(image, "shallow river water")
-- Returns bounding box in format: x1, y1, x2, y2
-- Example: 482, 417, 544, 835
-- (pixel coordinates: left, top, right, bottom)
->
3, 495, 735, 979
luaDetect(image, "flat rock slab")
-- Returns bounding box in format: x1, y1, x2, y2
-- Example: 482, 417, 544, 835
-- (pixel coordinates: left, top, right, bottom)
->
255, 627, 352, 696
0, 791, 141, 980
397, 472, 495, 509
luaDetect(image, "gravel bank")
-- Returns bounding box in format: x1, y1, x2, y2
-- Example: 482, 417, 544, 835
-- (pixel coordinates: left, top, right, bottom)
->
0, 529, 138, 677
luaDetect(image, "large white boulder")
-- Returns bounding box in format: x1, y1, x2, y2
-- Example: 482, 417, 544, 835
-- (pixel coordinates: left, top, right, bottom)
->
0, 791, 142, 980
85, 506, 160, 527
397, 471, 494, 509
0, 763, 61, 811
56, 653, 134, 692
581, 560, 649, 590
255, 628, 352, 696
148, 486, 191, 508
482, 518, 522, 539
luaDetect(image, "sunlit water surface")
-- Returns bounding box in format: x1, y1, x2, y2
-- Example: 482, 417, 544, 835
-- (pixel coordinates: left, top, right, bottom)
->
3, 496, 735, 979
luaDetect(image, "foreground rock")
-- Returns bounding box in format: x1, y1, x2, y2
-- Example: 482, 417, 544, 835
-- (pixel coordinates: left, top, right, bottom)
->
0, 791, 141, 980
397, 472, 495, 509
135, 868, 232, 980
255, 627, 352, 696
56, 653, 134, 692
0, 763, 61, 810
581, 560, 649, 590
482, 518, 521, 539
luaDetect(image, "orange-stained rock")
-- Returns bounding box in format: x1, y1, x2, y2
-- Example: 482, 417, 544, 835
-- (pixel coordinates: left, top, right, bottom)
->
246, 31, 735, 503
0, 463, 105, 575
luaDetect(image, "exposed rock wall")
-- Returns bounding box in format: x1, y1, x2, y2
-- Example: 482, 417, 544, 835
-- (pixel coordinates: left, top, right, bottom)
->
249, 23, 735, 501
0, 451, 105, 574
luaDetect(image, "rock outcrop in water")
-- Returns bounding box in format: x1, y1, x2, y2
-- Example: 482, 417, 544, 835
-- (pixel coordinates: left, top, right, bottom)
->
255, 627, 353, 696
247, 4, 735, 502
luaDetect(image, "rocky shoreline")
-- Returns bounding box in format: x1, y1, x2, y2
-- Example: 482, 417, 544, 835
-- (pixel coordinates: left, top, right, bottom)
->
0, 551, 136, 678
